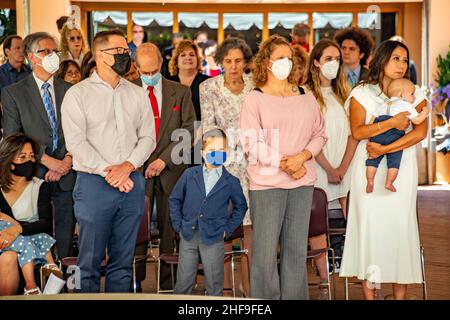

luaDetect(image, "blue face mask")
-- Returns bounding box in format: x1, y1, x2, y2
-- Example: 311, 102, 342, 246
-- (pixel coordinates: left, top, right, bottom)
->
141, 72, 161, 87
205, 150, 227, 167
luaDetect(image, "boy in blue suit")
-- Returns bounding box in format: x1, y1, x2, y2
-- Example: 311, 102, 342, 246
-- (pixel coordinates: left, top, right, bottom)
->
169, 128, 247, 296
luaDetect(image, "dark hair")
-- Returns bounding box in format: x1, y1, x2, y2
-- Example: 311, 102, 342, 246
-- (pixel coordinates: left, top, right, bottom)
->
56, 60, 81, 80
361, 40, 410, 91
214, 37, 253, 66
92, 29, 126, 54
80, 50, 95, 79
202, 128, 227, 149
334, 27, 375, 66
194, 31, 208, 41
291, 23, 310, 37
56, 16, 69, 30
0, 133, 40, 193
2, 35, 22, 56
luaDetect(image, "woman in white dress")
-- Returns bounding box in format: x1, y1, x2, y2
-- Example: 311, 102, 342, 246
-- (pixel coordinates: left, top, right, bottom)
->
304, 39, 357, 299
339, 40, 427, 300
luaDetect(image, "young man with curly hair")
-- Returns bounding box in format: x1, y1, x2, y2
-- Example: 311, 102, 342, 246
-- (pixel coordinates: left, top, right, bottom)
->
334, 27, 375, 88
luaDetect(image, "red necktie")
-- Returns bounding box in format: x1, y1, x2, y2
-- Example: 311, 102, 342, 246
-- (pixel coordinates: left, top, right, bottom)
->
147, 86, 160, 141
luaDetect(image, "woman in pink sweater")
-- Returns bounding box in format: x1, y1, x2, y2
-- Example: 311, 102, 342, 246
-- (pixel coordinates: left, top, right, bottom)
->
240, 35, 327, 300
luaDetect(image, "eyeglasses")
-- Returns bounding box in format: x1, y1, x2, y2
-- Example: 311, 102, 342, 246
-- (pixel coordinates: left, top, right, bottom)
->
100, 47, 131, 55
35, 48, 61, 56
69, 36, 82, 42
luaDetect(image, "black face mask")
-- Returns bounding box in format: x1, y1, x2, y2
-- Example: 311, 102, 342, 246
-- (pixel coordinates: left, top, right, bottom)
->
108, 53, 131, 76
11, 161, 37, 181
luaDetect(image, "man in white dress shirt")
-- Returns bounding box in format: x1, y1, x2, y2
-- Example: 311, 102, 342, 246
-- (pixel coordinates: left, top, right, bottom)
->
61, 30, 155, 293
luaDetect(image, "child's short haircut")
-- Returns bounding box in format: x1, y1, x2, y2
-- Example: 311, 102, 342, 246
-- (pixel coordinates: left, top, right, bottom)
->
387, 78, 415, 98
202, 128, 227, 149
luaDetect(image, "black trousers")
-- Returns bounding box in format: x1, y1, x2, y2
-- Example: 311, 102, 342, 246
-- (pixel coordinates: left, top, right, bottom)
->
146, 177, 177, 290
50, 182, 76, 259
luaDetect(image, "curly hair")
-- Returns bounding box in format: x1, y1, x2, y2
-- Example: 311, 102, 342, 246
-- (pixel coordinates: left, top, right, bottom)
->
252, 35, 298, 88
305, 39, 350, 114
60, 24, 88, 58
334, 27, 375, 66
214, 37, 253, 66
168, 39, 202, 76
292, 44, 308, 85
0, 133, 40, 193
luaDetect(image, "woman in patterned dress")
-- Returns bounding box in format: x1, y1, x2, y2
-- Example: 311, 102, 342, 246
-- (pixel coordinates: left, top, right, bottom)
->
199, 37, 254, 296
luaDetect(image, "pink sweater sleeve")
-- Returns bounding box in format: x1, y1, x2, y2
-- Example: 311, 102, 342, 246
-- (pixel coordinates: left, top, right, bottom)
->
240, 94, 283, 167
304, 98, 327, 157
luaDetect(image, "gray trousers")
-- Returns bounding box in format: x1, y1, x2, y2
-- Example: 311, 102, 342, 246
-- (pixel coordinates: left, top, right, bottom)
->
250, 186, 313, 300
174, 231, 224, 296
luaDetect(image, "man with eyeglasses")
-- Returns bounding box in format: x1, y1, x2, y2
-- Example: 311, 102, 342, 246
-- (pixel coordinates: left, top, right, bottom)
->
128, 24, 146, 61
61, 30, 155, 293
1, 32, 76, 261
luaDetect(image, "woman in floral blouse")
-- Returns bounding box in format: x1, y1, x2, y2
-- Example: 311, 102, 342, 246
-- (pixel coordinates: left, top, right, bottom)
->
199, 37, 253, 296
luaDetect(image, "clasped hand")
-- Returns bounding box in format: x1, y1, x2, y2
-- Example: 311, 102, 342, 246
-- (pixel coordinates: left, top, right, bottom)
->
104, 162, 135, 193
280, 152, 308, 180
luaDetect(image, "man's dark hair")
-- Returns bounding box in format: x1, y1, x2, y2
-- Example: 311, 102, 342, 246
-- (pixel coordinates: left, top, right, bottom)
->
92, 29, 126, 54
56, 16, 69, 30
334, 27, 375, 66
2, 35, 22, 56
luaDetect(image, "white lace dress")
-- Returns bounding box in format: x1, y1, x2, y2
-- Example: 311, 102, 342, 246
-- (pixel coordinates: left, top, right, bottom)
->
339, 84, 425, 284
315, 86, 352, 202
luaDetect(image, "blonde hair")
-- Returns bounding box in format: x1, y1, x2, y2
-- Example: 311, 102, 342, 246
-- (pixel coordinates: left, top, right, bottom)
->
60, 24, 87, 58
305, 39, 350, 114
252, 35, 298, 88
168, 39, 202, 76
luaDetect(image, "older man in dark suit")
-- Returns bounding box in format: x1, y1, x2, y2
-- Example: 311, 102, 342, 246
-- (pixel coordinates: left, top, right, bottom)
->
135, 42, 195, 291
1, 32, 76, 259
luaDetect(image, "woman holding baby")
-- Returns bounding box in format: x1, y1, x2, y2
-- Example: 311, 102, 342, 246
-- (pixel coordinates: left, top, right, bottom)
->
339, 40, 428, 300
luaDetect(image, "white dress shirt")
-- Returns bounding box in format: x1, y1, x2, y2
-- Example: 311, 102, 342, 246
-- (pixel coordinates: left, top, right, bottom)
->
141, 77, 162, 116
33, 73, 57, 118
61, 71, 156, 177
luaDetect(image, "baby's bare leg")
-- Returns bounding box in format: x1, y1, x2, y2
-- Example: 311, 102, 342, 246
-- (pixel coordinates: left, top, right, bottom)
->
366, 166, 377, 193
385, 168, 399, 192
22, 262, 38, 291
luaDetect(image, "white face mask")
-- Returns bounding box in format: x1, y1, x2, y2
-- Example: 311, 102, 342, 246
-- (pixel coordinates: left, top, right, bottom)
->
269, 57, 292, 80
34, 52, 60, 74
320, 60, 340, 80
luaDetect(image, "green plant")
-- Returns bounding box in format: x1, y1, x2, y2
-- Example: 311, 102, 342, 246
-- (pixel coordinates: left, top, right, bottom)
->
432, 45, 450, 108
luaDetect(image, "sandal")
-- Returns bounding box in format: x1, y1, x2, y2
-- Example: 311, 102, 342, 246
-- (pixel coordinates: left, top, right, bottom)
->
24, 287, 42, 295
41, 263, 63, 279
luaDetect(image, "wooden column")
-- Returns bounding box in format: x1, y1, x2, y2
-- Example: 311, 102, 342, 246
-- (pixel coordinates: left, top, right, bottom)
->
127, 10, 132, 41
262, 11, 269, 41
173, 11, 179, 34
218, 12, 224, 43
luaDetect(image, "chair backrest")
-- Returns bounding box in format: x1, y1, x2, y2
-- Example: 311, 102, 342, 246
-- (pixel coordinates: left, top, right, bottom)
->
308, 187, 329, 238
136, 196, 150, 246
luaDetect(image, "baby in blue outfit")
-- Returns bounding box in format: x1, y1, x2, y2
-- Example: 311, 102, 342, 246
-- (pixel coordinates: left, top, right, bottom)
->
366, 78, 428, 193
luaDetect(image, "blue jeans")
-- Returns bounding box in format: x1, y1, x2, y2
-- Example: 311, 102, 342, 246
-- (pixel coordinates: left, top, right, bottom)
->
73, 172, 145, 293
366, 115, 405, 169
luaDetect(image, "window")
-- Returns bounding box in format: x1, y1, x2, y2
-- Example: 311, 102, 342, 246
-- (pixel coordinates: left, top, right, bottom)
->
178, 12, 218, 41
90, 11, 127, 42
268, 13, 308, 41
358, 12, 397, 45
313, 12, 353, 43
223, 13, 263, 53
0, 9, 17, 43
132, 12, 173, 51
